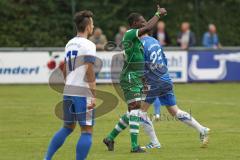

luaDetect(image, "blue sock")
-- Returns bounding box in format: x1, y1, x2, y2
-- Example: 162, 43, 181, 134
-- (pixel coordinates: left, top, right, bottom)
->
76, 133, 92, 160
154, 98, 161, 115
45, 127, 73, 160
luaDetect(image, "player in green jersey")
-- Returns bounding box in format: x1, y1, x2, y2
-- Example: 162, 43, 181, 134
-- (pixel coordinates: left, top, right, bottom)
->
103, 5, 167, 153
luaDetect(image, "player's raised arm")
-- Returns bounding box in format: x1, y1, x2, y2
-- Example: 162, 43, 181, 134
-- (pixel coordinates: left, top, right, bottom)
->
138, 5, 167, 36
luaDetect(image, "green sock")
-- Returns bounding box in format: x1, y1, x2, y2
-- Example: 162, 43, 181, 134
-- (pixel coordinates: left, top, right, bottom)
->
129, 112, 140, 149
107, 114, 129, 141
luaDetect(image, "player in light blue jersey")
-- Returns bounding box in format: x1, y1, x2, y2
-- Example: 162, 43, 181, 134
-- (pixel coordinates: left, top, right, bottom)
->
141, 35, 210, 148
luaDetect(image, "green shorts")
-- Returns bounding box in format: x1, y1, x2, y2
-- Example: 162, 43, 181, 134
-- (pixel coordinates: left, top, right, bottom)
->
120, 73, 145, 104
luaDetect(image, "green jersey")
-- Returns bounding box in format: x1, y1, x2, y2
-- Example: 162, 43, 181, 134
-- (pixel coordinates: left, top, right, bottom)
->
121, 29, 145, 78
119, 29, 145, 103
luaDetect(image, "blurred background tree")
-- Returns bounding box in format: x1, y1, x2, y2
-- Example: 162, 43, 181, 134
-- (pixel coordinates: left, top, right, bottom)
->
0, 0, 239, 47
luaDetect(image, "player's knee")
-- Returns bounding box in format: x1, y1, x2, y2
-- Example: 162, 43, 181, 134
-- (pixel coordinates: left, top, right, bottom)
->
81, 126, 93, 134
128, 101, 141, 111
167, 105, 179, 116
64, 123, 76, 130
129, 109, 141, 117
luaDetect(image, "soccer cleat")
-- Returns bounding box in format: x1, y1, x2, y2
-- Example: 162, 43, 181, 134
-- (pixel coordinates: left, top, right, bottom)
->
200, 127, 210, 148
103, 138, 114, 151
131, 146, 146, 153
141, 142, 161, 149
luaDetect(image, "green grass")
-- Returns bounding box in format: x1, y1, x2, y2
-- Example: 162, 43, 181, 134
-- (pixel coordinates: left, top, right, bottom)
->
0, 84, 240, 160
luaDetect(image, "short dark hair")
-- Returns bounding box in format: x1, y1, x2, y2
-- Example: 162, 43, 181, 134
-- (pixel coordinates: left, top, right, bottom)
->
74, 10, 93, 32
127, 12, 142, 26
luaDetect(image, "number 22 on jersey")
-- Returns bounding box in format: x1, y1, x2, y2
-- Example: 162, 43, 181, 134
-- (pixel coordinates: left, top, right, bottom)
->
150, 48, 164, 65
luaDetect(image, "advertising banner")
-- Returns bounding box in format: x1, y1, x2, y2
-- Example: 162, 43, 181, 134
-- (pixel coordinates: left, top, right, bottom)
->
188, 50, 240, 81
165, 51, 188, 82
0, 52, 53, 83
0, 51, 188, 84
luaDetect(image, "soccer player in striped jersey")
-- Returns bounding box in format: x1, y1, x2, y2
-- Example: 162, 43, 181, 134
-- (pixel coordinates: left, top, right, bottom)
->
44, 10, 96, 160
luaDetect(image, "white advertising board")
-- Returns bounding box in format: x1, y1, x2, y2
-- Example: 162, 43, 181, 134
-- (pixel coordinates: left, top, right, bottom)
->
0, 51, 188, 84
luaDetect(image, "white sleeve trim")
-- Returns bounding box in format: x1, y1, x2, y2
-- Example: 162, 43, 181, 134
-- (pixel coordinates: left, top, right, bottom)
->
136, 29, 139, 37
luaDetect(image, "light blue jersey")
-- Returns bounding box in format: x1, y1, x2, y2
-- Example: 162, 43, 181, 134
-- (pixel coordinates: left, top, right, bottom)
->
141, 36, 172, 86
141, 36, 176, 106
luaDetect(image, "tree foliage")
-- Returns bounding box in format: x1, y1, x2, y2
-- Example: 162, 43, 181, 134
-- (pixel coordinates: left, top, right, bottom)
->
0, 0, 239, 47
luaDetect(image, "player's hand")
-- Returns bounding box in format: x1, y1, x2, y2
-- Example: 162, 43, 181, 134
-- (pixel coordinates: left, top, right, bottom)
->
88, 97, 96, 109
157, 5, 167, 16
142, 77, 150, 94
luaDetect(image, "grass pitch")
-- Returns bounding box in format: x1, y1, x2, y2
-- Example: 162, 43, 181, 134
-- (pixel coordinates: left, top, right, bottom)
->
0, 83, 240, 160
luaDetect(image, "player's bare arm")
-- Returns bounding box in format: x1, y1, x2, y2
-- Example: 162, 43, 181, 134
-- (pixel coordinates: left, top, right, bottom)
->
138, 5, 167, 36
61, 62, 67, 81
85, 61, 96, 106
